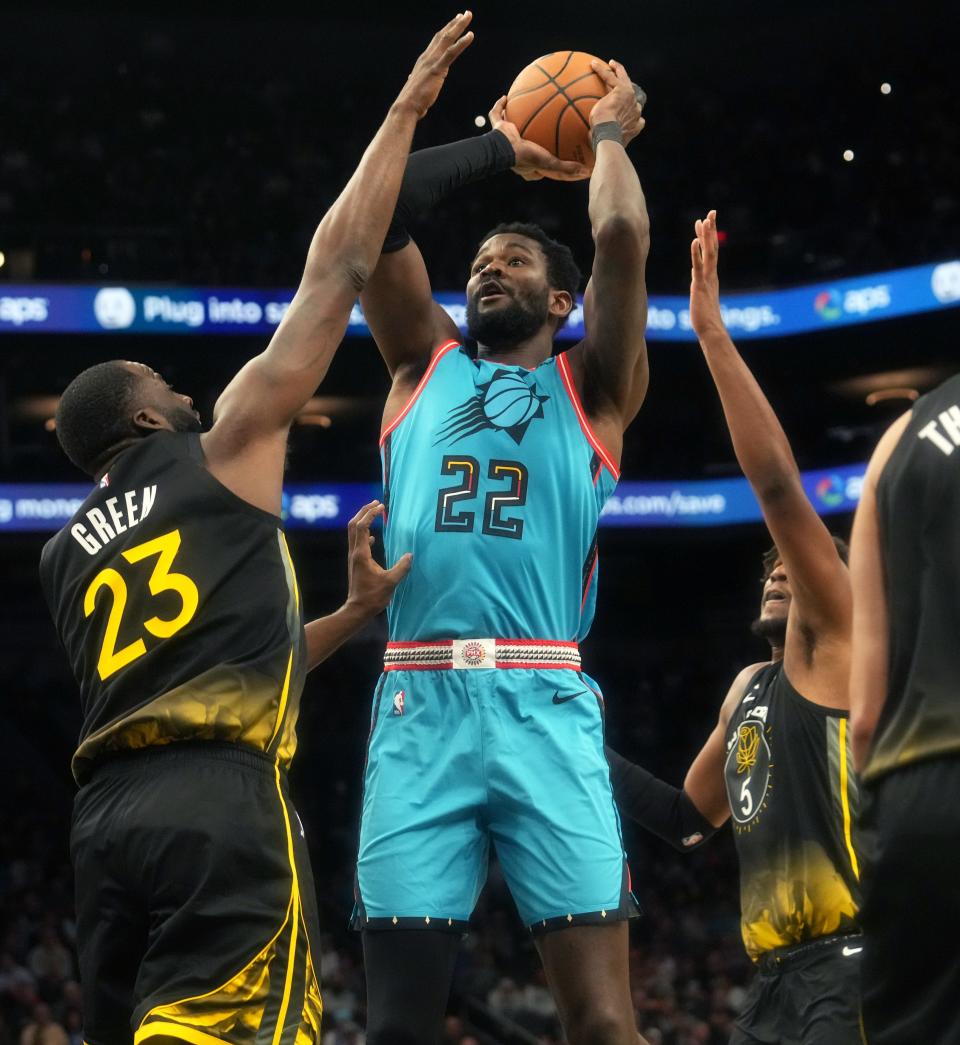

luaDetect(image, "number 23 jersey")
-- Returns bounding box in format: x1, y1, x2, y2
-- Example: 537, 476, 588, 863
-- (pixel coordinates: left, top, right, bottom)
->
380, 342, 619, 642
39, 431, 306, 783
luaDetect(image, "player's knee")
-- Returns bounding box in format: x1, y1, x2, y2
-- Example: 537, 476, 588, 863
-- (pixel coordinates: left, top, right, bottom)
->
563, 1004, 637, 1045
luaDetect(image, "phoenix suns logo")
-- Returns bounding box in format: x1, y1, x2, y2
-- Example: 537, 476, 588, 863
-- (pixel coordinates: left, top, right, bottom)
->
434, 369, 549, 446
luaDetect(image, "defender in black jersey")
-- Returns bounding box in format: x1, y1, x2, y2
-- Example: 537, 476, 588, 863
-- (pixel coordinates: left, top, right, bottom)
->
37, 16, 475, 1045
850, 373, 960, 1044
607, 214, 862, 1044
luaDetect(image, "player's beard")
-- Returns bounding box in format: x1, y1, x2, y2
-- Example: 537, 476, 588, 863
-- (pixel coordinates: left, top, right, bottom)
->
163, 402, 203, 433
750, 614, 787, 649
466, 284, 550, 350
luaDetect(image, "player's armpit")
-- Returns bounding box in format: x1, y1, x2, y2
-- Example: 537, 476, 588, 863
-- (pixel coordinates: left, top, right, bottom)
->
361, 240, 460, 381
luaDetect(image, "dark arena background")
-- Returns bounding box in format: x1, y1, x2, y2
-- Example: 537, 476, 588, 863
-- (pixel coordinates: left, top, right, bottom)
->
0, 2, 954, 1042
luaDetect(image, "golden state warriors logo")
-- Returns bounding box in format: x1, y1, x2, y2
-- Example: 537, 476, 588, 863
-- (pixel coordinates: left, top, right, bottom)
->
724, 717, 773, 830
435, 369, 549, 446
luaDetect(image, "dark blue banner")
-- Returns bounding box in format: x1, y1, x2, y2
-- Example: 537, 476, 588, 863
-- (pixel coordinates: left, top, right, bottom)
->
0, 464, 865, 533
1, 259, 958, 341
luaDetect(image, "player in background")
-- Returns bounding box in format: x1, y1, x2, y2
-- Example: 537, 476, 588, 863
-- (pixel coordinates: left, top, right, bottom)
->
37, 15, 474, 1044
354, 59, 649, 1045
607, 212, 863, 1044
849, 373, 960, 1044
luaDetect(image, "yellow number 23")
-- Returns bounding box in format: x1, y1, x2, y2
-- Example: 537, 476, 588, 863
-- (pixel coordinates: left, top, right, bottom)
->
83, 529, 199, 681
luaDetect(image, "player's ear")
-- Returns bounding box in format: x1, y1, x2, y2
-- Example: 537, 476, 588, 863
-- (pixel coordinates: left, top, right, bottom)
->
549, 289, 573, 321
133, 406, 172, 433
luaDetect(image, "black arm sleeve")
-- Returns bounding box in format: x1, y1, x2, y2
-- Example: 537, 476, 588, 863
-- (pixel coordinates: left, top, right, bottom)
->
605, 746, 718, 853
382, 130, 517, 253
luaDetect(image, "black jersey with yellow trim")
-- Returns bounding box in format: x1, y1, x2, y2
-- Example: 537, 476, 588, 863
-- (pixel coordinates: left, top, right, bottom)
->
722, 661, 862, 961
868, 373, 960, 783
39, 431, 306, 783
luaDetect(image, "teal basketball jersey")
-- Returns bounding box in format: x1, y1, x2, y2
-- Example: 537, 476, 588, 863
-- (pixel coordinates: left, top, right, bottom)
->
380, 341, 619, 642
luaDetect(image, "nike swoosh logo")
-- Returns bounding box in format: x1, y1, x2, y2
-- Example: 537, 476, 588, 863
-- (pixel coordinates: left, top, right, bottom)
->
552, 689, 588, 705
842, 945, 863, 957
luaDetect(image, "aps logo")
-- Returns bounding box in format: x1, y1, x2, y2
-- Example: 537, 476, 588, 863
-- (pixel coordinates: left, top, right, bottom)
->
815, 475, 846, 508
813, 289, 843, 322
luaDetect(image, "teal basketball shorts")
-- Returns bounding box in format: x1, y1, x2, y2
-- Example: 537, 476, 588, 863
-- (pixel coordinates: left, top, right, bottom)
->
351, 638, 638, 934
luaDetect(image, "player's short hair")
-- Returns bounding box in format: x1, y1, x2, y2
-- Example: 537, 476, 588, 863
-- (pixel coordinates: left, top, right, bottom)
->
55, 361, 141, 477
761, 536, 850, 583
478, 221, 582, 324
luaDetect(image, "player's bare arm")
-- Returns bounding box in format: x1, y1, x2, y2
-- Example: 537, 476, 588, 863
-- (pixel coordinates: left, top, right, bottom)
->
608, 662, 767, 850
690, 210, 851, 705
849, 411, 911, 769
304, 501, 412, 670
566, 59, 650, 463
199, 13, 476, 515
361, 93, 588, 424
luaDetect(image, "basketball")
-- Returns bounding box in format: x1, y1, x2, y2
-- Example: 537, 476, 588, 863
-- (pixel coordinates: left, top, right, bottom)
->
482, 372, 544, 428
504, 51, 607, 174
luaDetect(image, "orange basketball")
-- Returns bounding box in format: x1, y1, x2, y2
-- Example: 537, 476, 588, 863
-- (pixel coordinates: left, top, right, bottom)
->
504, 51, 607, 175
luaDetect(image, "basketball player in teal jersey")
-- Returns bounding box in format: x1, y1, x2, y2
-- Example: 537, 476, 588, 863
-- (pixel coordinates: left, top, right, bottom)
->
607, 213, 863, 1044
352, 59, 649, 1045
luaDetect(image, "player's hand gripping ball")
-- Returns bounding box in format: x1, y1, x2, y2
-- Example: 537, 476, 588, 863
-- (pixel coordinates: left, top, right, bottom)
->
503, 52, 645, 179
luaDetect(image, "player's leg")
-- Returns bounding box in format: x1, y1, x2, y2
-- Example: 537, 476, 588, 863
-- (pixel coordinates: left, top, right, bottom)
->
362, 929, 461, 1044
487, 669, 641, 1044
727, 967, 784, 1045
120, 745, 321, 1043
860, 757, 960, 1044
71, 774, 149, 1045
355, 671, 488, 1042
792, 943, 863, 1044
535, 922, 641, 1044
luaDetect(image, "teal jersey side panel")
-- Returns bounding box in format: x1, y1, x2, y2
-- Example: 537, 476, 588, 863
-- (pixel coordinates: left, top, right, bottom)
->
381, 344, 617, 642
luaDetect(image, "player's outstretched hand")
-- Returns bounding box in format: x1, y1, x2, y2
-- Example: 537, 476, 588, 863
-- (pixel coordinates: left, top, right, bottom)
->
689, 210, 726, 341
345, 501, 412, 616
588, 59, 645, 146
396, 11, 475, 120
487, 96, 591, 182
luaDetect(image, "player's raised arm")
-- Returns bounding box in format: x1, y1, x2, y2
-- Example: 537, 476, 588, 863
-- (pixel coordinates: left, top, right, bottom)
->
848, 411, 911, 769
573, 60, 650, 438
689, 211, 850, 650
201, 13, 476, 514
360, 99, 589, 385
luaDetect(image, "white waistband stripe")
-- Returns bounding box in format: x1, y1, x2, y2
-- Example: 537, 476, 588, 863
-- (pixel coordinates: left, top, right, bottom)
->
384, 638, 581, 671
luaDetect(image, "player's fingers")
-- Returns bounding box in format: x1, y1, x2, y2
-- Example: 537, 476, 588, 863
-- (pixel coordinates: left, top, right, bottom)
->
384, 552, 414, 584
443, 29, 474, 63
439, 10, 472, 39
691, 237, 702, 276
350, 501, 383, 547
590, 59, 618, 89
703, 211, 719, 259
608, 59, 632, 85
488, 95, 507, 124
536, 153, 583, 175
347, 500, 377, 549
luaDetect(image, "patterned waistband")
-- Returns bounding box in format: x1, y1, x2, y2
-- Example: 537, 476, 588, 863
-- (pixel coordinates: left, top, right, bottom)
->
384, 638, 581, 672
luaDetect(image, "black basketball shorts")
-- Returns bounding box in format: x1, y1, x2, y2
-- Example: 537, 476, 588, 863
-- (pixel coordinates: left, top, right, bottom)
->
859, 756, 960, 1045
71, 742, 322, 1045
729, 933, 864, 1045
